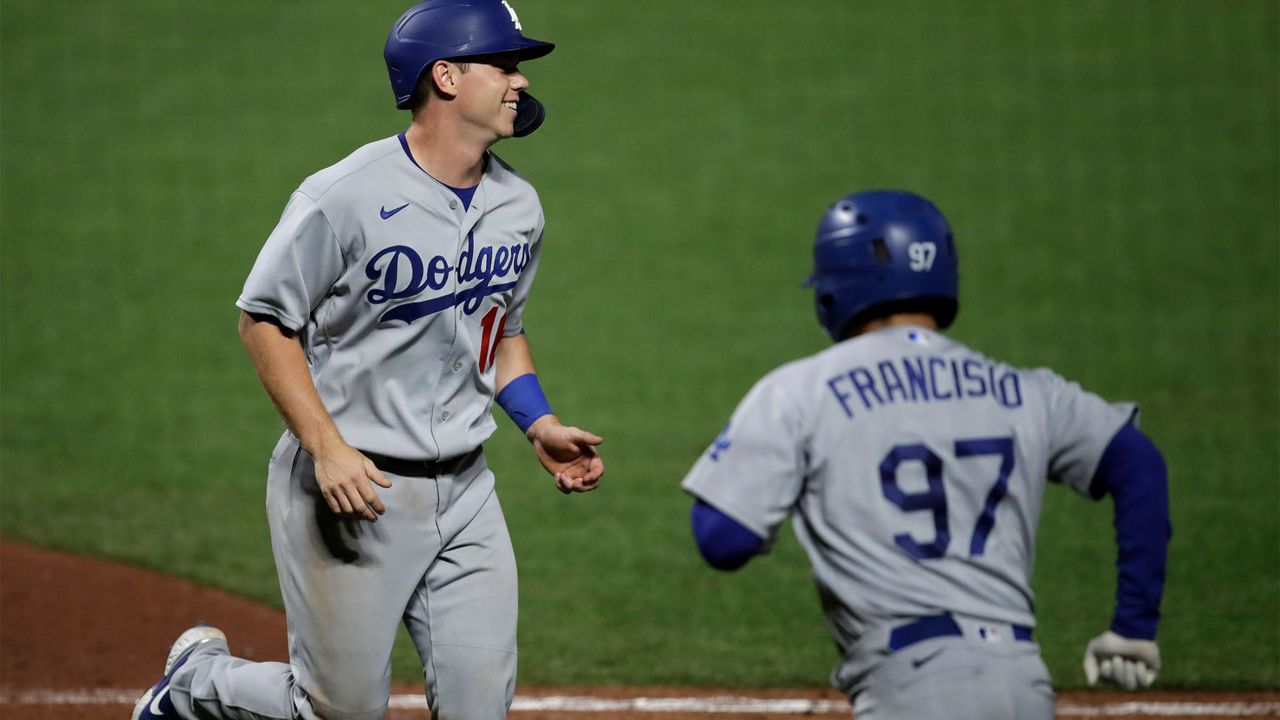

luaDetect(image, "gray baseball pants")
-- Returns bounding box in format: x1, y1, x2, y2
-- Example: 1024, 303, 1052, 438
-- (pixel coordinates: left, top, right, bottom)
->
168, 433, 519, 720
849, 632, 1055, 720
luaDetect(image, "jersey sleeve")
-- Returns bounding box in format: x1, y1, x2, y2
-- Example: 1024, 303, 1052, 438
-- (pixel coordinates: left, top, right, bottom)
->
502, 212, 543, 337
680, 372, 807, 544
1036, 368, 1138, 496
236, 191, 345, 332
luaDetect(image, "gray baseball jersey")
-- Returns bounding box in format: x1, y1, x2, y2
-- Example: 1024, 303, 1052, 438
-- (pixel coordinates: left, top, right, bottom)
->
237, 134, 543, 460
682, 325, 1134, 697
173, 135, 544, 720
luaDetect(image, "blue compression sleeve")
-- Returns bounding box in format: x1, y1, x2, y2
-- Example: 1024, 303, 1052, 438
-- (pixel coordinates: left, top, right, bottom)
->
496, 373, 552, 433
1089, 423, 1171, 640
691, 499, 764, 571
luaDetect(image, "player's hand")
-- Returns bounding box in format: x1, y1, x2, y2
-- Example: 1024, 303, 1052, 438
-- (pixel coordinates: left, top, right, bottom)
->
527, 416, 604, 494
312, 441, 393, 522
1083, 630, 1160, 690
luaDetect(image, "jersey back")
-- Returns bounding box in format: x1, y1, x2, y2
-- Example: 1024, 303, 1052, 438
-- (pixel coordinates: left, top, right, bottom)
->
681, 325, 1134, 654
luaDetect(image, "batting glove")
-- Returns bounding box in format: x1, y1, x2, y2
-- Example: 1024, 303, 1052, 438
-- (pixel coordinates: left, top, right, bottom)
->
1083, 630, 1161, 690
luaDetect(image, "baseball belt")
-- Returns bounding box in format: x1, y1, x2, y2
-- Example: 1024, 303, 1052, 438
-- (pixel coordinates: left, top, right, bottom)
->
888, 614, 1034, 652
359, 447, 482, 478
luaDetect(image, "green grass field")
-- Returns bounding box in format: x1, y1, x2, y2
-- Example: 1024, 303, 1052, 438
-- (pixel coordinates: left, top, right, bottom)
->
2, 0, 1277, 691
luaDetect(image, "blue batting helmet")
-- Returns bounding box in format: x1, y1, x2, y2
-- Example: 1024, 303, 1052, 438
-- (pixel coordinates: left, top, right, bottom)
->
384, 0, 555, 110
805, 190, 959, 341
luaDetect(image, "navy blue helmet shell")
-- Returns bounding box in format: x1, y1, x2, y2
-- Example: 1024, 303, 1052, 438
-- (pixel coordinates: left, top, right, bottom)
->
806, 190, 959, 341
384, 0, 555, 110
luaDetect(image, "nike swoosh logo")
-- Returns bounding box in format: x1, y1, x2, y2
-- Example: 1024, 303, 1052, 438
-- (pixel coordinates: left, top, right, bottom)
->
149, 686, 170, 715
911, 647, 946, 669
380, 203, 410, 220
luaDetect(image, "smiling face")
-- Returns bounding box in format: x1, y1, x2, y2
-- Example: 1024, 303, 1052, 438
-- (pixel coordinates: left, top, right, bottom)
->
449, 52, 529, 141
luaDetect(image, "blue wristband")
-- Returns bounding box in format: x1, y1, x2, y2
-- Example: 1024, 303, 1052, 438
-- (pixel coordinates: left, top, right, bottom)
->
496, 373, 553, 433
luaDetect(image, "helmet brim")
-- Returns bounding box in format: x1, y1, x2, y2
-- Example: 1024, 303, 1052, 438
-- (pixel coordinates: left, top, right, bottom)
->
452, 37, 555, 63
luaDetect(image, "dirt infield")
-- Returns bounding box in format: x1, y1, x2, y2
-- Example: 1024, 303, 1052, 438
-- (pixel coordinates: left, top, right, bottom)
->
2, 539, 1275, 720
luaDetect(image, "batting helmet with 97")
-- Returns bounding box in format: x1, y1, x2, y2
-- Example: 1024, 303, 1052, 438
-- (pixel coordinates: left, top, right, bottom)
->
805, 190, 959, 341
384, 0, 555, 135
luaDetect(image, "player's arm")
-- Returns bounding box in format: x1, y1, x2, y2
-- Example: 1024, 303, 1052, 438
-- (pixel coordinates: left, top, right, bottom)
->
691, 499, 764, 571
682, 373, 807, 570
1082, 422, 1170, 690
493, 332, 604, 494
238, 311, 390, 521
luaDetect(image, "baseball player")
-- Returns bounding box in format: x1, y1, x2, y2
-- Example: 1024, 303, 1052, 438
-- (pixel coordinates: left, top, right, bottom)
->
132, 2, 603, 719
681, 190, 1170, 719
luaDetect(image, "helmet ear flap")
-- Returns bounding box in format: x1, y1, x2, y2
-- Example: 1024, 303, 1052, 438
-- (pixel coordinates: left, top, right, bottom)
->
814, 285, 849, 342
512, 92, 545, 137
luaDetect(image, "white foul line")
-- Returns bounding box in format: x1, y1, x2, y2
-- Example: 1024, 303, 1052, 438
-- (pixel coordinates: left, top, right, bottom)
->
0, 689, 1276, 716
1054, 703, 1280, 718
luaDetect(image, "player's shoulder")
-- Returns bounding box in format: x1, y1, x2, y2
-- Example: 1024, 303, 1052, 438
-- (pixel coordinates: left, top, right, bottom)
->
758, 355, 816, 392
925, 332, 1096, 402
747, 350, 833, 412
295, 136, 404, 202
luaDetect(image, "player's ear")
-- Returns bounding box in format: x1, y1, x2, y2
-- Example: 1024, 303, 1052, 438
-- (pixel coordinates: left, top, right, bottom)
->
431, 60, 461, 99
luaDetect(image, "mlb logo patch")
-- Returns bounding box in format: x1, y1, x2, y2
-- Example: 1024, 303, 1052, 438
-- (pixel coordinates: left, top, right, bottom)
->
978, 626, 1002, 643
907, 330, 930, 345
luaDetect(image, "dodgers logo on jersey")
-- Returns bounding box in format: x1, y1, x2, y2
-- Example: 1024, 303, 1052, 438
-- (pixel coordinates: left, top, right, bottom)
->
364, 231, 530, 324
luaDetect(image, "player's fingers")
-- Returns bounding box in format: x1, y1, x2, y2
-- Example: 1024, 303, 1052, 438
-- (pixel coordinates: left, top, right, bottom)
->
561, 426, 603, 446
357, 480, 386, 516
1113, 658, 1133, 690
322, 488, 345, 516
554, 472, 572, 494
331, 479, 374, 521
365, 460, 394, 489
1083, 652, 1099, 686
330, 486, 356, 516
1120, 659, 1138, 690
1141, 666, 1157, 688
1111, 658, 1127, 689
576, 467, 602, 489
1099, 658, 1114, 681
1132, 662, 1152, 689
1130, 660, 1146, 690
1123, 659, 1142, 691
350, 487, 378, 522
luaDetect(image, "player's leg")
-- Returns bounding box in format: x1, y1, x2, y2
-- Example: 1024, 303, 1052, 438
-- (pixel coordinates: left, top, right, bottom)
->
167, 640, 300, 720
169, 434, 443, 720
1005, 644, 1057, 720
403, 462, 518, 720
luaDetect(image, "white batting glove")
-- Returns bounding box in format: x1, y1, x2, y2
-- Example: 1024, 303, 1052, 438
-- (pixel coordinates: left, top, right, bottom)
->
1083, 630, 1161, 690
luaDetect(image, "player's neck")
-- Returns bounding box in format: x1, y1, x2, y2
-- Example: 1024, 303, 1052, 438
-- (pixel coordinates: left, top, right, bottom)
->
403, 120, 489, 188
855, 313, 939, 337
